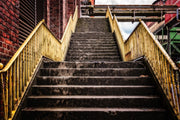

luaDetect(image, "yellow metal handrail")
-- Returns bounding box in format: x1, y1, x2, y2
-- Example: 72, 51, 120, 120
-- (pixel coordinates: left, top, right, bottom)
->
0, 6, 78, 120
106, 7, 180, 119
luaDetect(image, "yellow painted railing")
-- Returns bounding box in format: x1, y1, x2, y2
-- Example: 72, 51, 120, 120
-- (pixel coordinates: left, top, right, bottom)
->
106, 7, 180, 119
0, 6, 78, 120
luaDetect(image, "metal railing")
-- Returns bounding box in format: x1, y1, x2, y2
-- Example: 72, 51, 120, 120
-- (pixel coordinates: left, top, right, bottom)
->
106, 7, 180, 119
0, 6, 78, 120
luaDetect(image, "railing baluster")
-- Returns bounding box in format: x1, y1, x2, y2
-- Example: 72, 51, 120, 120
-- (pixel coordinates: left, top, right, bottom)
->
1, 74, 5, 118
12, 63, 16, 110
22, 50, 25, 92
5, 72, 9, 119
19, 54, 22, 97
25, 46, 27, 86
8, 67, 13, 118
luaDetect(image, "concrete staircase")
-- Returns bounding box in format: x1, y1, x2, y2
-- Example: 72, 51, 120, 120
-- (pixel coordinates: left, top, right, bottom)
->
21, 18, 172, 120
66, 18, 121, 62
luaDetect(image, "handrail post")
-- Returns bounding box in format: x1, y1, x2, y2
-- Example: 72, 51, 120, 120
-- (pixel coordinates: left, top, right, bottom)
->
0, 63, 3, 70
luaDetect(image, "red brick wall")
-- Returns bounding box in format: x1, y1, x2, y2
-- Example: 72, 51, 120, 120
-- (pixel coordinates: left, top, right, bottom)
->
45, 0, 80, 39
0, 0, 20, 118
0, 0, 20, 65
0, 0, 80, 118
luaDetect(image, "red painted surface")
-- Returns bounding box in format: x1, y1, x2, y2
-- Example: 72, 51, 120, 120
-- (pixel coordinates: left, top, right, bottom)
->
165, 0, 180, 23
90, 0, 95, 5
154, 0, 180, 24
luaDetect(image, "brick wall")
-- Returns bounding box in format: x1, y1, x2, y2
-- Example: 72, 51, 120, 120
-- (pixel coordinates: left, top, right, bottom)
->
0, 0, 20, 118
0, 0, 20, 65
0, 1, 80, 118
45, 0, 80, 39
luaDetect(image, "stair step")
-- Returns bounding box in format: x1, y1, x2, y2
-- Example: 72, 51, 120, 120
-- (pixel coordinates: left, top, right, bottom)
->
68, 50, 119, 53
32, 85, 156, 95
66, 56, 121, 61
43, 61, 145, 68
40, 68, 147, 76
67, 53, 119, 56
69, 44, 117, 47
36, 76, 152, 85
22, 108, 167, 120
27, 95, 161, 108
70, 38, 115, 41
68, 46, 118, 50
70, 40, 116, 44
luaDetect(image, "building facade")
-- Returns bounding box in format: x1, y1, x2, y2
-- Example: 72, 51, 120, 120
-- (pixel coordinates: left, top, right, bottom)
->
0, 0, 80, 118
0, 0, 80, 66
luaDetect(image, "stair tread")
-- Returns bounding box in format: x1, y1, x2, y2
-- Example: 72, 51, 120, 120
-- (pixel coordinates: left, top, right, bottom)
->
37, 76, 150, 79
32, 85, 154, 88
43, 61, 143, 64
28, 95, 159, 99
22, 107, 166, 112
40, 68, 146, 70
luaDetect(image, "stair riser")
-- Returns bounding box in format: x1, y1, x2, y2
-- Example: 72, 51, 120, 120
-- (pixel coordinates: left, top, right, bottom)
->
66, 59, 121, 62
72, 34, 114, 37
76, 29, 110, 32
66, 57, 121, 61
70, 39, 115, 41
36, 77, 152, 85
68, 50, 119, 54
22, 111, 167, 120
71, 37, 114, 39
32, 87, 156, 96
43, 62, 144, 68
40, 68, 147, 76
27, 98, 161, 108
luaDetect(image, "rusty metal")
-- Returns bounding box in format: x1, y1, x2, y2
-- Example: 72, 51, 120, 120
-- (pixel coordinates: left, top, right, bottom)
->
116, 16, 164, 22
91, 10, 164, 16
81, 5, 178, 17
95, 5, 178, 10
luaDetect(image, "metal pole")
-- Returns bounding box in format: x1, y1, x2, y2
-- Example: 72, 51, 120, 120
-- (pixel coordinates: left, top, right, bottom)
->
167, 26, 171, 56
